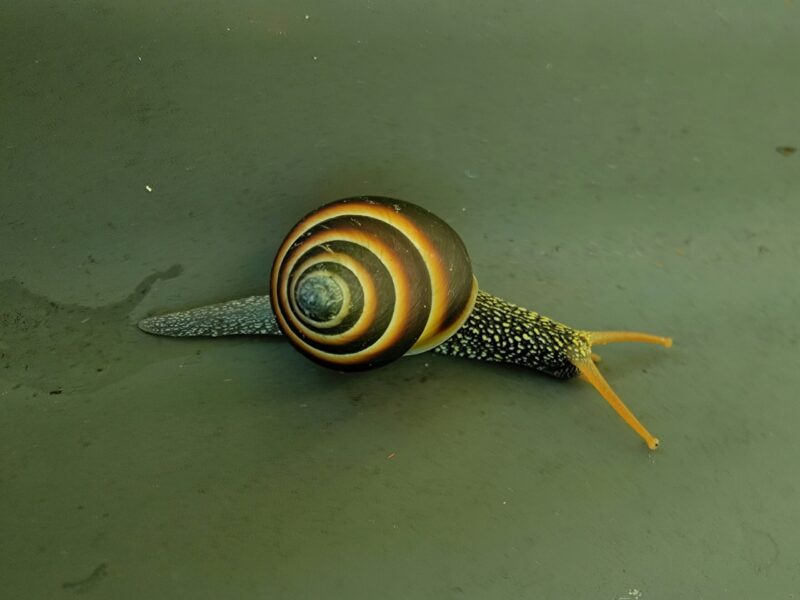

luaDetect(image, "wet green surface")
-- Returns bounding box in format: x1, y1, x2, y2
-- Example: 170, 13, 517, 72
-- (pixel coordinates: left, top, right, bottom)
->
2, 1, 799, 598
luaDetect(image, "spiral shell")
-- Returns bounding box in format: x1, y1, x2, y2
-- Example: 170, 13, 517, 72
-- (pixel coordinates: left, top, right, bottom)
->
270, 196, 478, 370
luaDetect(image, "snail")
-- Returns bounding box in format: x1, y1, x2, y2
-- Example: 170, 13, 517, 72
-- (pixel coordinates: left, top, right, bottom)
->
138, 196, 672, 450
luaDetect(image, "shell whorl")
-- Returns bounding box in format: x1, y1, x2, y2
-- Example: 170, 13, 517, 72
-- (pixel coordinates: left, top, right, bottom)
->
270, 196, 478, 370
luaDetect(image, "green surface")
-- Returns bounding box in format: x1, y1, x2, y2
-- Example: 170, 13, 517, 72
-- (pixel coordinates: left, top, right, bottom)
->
2, 1, 799, 598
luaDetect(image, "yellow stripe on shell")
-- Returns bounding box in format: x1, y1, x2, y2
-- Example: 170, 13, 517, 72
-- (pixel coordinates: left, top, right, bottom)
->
407, 275, 479, 354
277, 229, 380, 347
285, 251, 377, 346
273, 226, 416, 366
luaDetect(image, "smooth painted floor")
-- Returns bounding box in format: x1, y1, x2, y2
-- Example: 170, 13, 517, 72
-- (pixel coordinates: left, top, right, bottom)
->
2, 1, 799, 598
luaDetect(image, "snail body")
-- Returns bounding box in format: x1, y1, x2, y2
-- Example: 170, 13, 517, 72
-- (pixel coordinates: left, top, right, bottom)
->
139, 196, 671, 450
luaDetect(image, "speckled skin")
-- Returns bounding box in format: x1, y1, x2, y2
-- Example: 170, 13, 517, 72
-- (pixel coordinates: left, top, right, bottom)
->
138, 291, 588, 379
138, 295, 279, 337
432, 290, 587, 379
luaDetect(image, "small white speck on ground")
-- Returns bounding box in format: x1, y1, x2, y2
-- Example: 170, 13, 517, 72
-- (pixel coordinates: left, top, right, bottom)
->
305, 14, 310, 19
145, 185, 153, 192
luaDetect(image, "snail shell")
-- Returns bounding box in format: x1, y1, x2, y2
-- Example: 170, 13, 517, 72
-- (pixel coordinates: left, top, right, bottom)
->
269, 196, 479, 370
